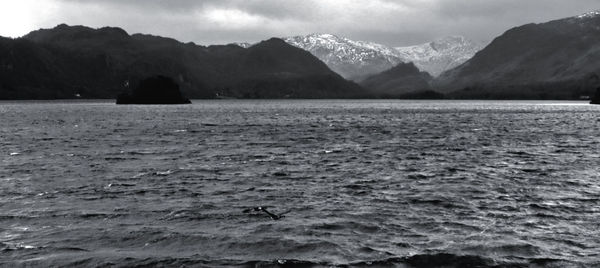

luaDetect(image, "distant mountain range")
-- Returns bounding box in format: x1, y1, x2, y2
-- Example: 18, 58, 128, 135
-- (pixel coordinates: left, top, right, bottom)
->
394, 36, 484, 78
0, 24, 364, 99
436, 10, 600, 99
1, 10, 599, 100
283, 34, 483, 80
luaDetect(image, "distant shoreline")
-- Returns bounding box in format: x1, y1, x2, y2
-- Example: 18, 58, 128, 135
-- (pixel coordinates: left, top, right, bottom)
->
0, 99, 592, 103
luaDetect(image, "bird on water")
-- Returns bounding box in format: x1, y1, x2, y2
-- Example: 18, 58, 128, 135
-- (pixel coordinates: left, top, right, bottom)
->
243, 206, 291, 220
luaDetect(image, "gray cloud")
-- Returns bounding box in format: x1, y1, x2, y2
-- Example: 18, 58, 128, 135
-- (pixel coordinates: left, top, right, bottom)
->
4, 0, 599, 46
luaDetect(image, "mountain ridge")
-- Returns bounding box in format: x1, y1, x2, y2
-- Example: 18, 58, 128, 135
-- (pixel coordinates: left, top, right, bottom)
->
283, 33, 483, 80
0, 24, 365, 99
2, 9, 600, 100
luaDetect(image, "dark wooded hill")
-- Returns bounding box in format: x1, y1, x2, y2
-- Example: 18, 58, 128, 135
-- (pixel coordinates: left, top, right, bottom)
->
435, 12, 600, 99
360, 62, 439, 98
0, 24, 365, 99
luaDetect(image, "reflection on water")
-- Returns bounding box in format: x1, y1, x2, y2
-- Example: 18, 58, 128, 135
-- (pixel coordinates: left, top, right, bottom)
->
1, 100, 599, 267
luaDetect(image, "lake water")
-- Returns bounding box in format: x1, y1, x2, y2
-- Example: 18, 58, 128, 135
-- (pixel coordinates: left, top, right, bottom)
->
1, 100, 599, 267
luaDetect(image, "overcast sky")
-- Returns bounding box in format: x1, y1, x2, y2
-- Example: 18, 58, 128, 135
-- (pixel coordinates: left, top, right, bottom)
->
0, 0, 598, 46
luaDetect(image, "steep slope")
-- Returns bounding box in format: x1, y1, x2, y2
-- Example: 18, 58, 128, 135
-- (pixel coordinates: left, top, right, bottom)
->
0, 24, 365, 99
360, 62, 436, 98
284, 34, 482, 80
436, 11, 600, 99
220, 38, 366, 98
0, 35, 127, 99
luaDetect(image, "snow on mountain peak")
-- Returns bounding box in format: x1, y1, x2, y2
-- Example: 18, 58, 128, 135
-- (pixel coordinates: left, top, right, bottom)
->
231, 42, 252, 48
284, 33, 484, 79
576, 10, 600, 19
393, 36, 483, 77
306, 33, 339, 39
430, 36, 468, 50
284, 33, 406, 80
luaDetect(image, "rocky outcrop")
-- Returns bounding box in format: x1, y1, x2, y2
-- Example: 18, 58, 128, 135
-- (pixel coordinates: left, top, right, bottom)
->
116, 76, 191, 104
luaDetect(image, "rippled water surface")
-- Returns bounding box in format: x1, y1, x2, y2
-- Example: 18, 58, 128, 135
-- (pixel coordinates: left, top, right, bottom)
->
1, 100, 600, 267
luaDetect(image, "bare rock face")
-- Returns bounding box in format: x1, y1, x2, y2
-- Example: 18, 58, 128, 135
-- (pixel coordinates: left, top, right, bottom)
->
116, 75, 191, 104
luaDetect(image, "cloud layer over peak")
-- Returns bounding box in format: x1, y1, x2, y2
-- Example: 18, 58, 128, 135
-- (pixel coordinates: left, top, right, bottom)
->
1, 0, 598, 46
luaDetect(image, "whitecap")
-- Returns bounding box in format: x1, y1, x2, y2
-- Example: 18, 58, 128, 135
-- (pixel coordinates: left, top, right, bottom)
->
155, 170, 174, 176
132, 172, 148, 178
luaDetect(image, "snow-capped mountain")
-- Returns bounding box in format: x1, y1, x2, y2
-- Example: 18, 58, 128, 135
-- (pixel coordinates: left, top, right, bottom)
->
284, 34, 484, 80
576, 10, 600, 19
284, 34, 404, 80
395, 36, 484, 77
231, 42, 252, 48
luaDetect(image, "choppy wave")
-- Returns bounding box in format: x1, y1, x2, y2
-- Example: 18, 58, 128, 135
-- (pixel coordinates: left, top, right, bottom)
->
6, 253, 587, 267
1, 100, 599, 267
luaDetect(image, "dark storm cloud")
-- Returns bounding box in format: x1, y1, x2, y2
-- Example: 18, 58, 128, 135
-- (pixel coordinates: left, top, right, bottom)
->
5, 0, 600, 46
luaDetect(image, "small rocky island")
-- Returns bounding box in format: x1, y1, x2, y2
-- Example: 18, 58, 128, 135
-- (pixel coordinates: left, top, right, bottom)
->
591, 87, 600, 105
116, 76, 191, 104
